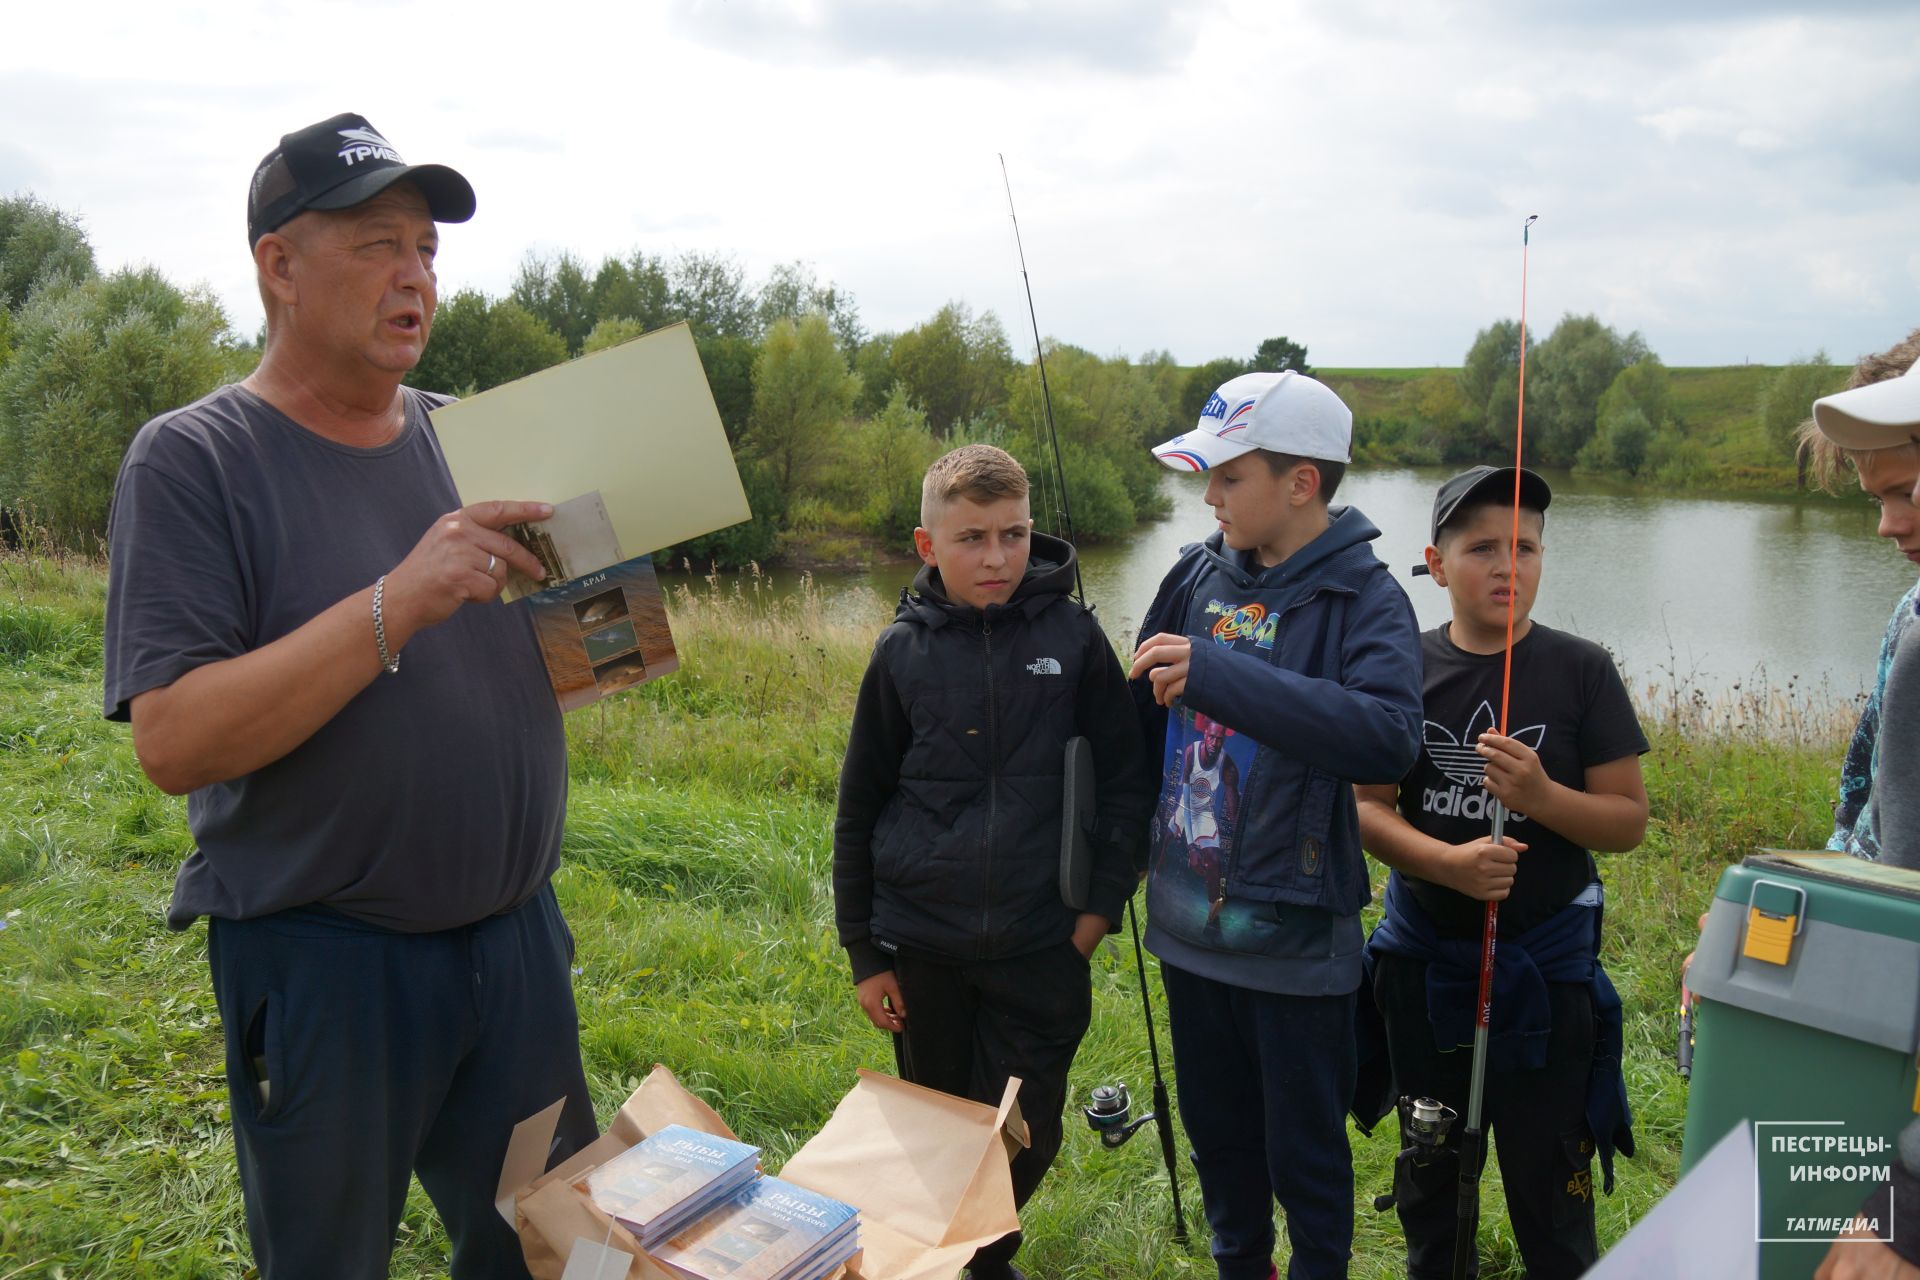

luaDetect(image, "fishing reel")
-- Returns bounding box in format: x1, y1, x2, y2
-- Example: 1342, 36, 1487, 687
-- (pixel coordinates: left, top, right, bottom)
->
1372, 1096, 1460, 1212
1084, 1082, 1162, 1149
1399, 1096, 1458, 1165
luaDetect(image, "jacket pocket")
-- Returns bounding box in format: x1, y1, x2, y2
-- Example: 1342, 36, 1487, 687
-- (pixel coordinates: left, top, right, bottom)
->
1299, 766, 1367, 909
1227, 753, 1312, 892
1224, 757, 1361, 913
869, 801, 905, 881
1295, 768, 1338, 879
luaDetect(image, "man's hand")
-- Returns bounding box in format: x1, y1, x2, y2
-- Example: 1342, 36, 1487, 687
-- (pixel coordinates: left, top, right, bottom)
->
1477, 731, 1553, 814
1436, 836, 1526, 901
1072, 912, 1108, 959
382, 500, 554, 646
1130, 633, 1192, 708
1815, 1228, 1920, 1279
855, 970, 906, 1033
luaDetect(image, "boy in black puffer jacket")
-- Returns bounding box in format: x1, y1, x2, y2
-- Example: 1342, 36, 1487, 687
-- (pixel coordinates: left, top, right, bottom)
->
833, 444, 1149, 1280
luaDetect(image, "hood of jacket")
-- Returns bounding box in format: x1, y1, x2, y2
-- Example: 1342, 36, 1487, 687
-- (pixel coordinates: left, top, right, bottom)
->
1192, 505, 1386, 596
897, 530, 1079, 629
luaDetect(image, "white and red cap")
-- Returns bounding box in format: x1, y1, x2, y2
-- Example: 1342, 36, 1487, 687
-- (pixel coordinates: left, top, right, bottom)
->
1151, 370, 1353, 471
1813, 355, 1920, 450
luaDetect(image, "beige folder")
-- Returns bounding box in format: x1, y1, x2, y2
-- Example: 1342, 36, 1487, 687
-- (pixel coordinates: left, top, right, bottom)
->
431, 321, 750, 558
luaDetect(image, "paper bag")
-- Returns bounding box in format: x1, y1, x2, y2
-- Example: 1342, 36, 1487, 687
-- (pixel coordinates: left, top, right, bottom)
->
500, 1064, 1027, 1280
508, 1065, 734, 1280
781, 1070, 1030, 1280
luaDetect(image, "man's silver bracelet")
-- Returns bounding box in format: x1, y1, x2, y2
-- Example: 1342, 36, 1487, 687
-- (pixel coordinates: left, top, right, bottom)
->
372, 575, 400, 674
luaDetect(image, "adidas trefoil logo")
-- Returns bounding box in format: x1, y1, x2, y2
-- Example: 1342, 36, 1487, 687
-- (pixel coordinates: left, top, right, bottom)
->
1419, 700, 1546, 824
337, 126, 404, 167
1026, 657, 1062, 675
1424, 700, 1545, 786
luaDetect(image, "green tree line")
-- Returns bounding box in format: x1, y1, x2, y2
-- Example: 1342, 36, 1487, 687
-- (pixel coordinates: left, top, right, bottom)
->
1345, 315, 1839, 485
4, 194, 1253, 561
0, 191, 1842, 560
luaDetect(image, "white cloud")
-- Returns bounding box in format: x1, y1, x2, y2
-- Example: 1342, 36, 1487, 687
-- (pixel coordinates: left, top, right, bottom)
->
1636, 106, 1736, 143
2, 0, 1915, 367
668, 0, 1220, 72
1734, 128, 1787, 152
1456, 85, 1538, 122
1800, 250, 1884, 308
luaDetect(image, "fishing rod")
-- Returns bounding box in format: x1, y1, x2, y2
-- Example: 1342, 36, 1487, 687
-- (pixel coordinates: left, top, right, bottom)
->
999, 153, 1187, 1248
1454, 212, 1539, 1280
999, 154, 1085, 604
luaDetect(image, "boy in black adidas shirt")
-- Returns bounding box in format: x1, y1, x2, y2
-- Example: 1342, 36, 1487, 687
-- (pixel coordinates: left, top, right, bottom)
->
1356, 466, 1648, 1280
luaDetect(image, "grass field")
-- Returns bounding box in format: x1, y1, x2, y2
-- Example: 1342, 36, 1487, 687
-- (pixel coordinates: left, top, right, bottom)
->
0, 553, 1854, 1277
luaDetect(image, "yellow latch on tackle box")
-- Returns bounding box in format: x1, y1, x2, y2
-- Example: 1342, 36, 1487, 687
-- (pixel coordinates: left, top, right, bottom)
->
1742, 879, 1807, 966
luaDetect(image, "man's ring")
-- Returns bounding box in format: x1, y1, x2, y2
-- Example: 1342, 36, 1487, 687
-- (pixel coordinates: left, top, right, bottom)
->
486, 553, 497, 574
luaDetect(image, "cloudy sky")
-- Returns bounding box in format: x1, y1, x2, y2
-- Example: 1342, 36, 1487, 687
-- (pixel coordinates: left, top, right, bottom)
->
4, 0, 1916, 367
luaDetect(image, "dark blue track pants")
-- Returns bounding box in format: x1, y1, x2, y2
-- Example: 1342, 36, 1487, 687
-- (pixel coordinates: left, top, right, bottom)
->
1372, 951, 1599, 1280
207, 885, 599, 1280
1162, 962, 1356, 1280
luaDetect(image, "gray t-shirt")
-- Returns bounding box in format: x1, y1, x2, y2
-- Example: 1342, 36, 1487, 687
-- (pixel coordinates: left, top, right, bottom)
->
103, 383, 567, 932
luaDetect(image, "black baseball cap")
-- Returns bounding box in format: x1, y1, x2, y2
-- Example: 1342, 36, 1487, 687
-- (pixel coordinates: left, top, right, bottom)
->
247, 112, 476, 247
1411, 465, 1552, 576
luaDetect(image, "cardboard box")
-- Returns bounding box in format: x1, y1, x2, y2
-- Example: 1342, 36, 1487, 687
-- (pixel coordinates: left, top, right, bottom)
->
497, 1065, 1030, 1280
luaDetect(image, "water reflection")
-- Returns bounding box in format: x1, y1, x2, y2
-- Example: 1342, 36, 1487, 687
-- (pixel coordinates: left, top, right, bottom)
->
663, 469, 1914, 699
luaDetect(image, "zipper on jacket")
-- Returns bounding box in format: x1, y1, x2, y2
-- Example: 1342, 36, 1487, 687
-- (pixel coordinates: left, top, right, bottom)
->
981, 613, 997, 957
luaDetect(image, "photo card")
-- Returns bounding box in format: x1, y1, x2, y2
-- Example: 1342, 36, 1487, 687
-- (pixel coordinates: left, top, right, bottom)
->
501, 490, 623, 602
520, 553, 678, 712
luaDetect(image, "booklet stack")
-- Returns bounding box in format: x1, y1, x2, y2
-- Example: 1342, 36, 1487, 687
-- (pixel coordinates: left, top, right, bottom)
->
578, 1124, 761, 1250
652, 1176, 860, 1280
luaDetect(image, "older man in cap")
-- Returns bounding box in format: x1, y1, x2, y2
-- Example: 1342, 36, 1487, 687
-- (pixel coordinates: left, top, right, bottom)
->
102, 113, 597, 1278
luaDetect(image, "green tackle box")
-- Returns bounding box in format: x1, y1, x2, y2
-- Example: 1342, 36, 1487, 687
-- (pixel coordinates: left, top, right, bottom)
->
1683, 851, 1920, 1279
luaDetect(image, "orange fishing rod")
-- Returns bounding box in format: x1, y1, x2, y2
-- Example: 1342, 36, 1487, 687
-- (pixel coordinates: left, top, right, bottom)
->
1454, 213, 1538, 1280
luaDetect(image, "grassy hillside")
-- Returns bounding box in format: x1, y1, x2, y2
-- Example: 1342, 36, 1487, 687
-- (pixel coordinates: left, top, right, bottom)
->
0, 553, 1853, 1277
1318, 365, 1854, 490
1315, 368, 1454, 424
1664, 364, 1850, 481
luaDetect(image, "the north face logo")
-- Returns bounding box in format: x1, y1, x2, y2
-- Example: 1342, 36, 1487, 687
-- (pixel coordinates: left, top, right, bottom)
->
1026, 657, 1062, 675
337, 127, 404, 167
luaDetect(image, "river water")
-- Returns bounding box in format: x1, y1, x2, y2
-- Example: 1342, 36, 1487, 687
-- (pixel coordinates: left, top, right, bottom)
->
666, 469, 1916, 701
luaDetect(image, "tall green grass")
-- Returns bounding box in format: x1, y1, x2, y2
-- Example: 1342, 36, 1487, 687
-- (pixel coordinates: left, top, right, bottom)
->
0, 555, 1849, 1277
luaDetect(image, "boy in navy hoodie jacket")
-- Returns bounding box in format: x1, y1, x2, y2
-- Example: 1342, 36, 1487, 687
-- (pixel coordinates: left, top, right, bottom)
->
1130, 372, 1424, 1280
